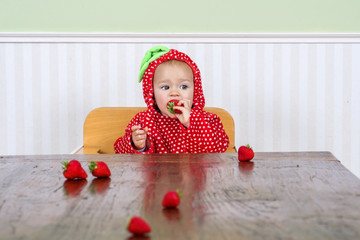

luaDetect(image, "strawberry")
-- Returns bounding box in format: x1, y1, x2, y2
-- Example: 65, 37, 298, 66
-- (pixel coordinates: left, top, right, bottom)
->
162, 190, 182, 208
62, 160, 88, 179
127, 216, 151, 235
89, 161, 111, 178
167, 99, 183, 114
238, 144, 255, 162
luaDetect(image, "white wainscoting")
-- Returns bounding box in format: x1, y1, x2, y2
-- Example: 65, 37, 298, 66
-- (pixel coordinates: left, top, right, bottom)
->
0, 33, 360, 177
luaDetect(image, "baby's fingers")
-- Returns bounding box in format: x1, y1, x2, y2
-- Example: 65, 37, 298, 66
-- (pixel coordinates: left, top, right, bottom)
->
131, 125, 142, 132
179, 99, 191, 109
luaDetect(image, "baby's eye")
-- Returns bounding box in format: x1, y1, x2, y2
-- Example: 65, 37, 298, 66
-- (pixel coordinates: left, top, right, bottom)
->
180, 85, 188, 90
161, 85, 169, 90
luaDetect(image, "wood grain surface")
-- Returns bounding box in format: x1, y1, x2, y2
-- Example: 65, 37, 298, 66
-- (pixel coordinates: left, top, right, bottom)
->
0, 152, 360, 240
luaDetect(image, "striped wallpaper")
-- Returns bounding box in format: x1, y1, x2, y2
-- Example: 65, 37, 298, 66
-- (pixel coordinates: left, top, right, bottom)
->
0, 35, 360, 177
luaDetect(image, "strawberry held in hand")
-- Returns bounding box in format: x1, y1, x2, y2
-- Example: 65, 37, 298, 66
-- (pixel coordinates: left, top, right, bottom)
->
62, 160, 88, 180
162, 190, 182, 208
238, 144, 255, 162
167, 99, 183, 114
89, 161, 111, 178
127, 216, 151, 235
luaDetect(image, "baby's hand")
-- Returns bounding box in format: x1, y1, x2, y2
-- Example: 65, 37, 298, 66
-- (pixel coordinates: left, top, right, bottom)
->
131, 125, 148, 150
174, 99, 192, 128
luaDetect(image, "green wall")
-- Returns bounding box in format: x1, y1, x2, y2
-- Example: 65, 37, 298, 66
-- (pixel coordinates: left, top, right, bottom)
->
1, 0, 359, 32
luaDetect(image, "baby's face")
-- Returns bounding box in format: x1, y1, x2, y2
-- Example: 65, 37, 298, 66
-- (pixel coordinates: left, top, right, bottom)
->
153, 61, 194, 118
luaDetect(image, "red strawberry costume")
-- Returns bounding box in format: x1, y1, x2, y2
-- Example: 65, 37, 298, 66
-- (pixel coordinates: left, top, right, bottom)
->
114, 46, 229, 154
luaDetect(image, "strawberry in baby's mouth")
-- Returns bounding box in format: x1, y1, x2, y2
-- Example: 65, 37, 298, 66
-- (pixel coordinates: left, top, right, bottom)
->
167, 99, 183, 114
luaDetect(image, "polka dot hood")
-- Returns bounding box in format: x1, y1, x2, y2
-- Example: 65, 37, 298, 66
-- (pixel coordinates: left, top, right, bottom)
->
114, 46, 229, 154
140, 46, 205, 112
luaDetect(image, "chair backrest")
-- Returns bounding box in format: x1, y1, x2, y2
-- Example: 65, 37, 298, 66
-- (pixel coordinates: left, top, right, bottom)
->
83, 107, 236, 154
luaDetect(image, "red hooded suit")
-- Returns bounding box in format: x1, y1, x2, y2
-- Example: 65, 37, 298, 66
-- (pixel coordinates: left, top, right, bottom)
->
114, 46, 229, 154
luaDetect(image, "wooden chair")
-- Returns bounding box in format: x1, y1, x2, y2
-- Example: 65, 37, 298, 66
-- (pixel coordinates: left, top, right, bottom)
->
75, 107, 236, 154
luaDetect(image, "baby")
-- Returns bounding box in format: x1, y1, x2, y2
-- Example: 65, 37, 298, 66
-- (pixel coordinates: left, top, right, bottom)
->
114, 46, 229, 153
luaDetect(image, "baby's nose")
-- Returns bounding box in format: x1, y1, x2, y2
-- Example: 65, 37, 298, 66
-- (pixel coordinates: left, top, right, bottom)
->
170, 89, 180, 96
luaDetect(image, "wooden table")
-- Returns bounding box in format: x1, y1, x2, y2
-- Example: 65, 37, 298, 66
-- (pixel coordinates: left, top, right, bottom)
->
1, 152, 360, 240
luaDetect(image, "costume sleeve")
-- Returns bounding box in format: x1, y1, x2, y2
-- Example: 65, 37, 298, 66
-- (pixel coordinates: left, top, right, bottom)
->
184, 110, 230, 153
114, 112, 155, 154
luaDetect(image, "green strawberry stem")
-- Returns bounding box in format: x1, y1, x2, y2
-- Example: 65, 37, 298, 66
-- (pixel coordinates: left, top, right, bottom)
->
246, 144, 252, 149
62, 161, 69, 172
167, 102, 175, 114
88, 161, 98, 172
176, 189, 182, 199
